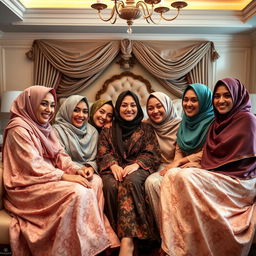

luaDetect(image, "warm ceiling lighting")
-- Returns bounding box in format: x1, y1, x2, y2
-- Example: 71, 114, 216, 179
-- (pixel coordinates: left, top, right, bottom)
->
91, 0, 188, 33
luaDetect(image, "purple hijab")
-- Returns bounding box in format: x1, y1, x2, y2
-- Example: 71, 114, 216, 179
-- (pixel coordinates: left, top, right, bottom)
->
201, 78, 256, 178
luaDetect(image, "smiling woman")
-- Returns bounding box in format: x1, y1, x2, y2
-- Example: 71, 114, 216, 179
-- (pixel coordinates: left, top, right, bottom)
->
35, 92, 55, 124
2, 86, 119, 256
96, 90, 161, 256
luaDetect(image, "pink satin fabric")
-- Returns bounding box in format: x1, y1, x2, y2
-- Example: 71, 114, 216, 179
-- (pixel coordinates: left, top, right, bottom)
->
160, 168, 256, 256
3, 126, 119, 256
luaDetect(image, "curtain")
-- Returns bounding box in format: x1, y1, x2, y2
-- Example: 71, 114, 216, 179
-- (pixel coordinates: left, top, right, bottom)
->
26, 39, 219, 98
26, 39, 120, 97
131, 40, 219, 97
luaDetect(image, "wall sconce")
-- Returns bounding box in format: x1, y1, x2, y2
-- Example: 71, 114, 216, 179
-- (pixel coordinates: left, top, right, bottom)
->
1, 91, 22, 113
249, 94, 256, 114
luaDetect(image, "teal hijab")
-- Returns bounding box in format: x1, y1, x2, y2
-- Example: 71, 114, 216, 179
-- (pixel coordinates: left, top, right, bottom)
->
177, 83, 214, 154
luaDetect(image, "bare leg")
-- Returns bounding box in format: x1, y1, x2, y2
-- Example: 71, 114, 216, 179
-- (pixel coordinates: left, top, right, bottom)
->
119, 237, 134, 256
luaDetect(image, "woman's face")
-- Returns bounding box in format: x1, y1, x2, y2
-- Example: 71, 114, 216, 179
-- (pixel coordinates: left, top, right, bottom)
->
93, 104, 113, 128
213, 84, 233, 114
120, 95, 138, 121
147, 96, 165, 123
36, 92, 55, 124
183, 89, 199, 117
71, 100, 89, 128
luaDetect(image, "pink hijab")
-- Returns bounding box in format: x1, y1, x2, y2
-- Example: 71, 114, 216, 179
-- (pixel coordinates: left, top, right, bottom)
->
3, 86, 59, 159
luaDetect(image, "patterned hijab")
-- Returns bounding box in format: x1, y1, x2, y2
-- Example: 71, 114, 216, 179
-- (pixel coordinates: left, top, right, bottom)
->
177, 83, 214, 154
89, 99, 114, 132
3, 86, 59, 159
201, 78, 256, 177
53, 95, 98, 168
112, 90, 144, 158
147, 92, 181, 162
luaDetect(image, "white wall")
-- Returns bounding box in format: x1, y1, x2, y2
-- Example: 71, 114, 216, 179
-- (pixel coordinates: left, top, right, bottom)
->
0, 32, 255, 132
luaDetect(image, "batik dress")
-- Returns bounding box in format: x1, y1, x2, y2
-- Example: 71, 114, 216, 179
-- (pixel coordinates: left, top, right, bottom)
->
97, 122, 161, 239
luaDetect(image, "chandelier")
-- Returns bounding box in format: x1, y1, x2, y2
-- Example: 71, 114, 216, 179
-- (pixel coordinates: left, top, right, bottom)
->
91, 0, 188, 34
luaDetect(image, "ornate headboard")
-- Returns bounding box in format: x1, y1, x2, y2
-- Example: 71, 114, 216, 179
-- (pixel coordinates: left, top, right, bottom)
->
95, 71, 154, 107
96, 71, 183, 117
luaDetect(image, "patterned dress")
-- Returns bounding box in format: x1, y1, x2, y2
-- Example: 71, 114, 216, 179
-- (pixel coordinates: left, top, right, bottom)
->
97, 122, 161, 239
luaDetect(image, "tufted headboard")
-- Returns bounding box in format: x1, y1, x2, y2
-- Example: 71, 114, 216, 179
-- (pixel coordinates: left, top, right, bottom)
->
96, 72, 154, 106
96, 71, 183, 117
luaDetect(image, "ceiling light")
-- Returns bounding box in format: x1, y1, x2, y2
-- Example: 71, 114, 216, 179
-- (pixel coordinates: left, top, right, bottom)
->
91, 0, 188, 34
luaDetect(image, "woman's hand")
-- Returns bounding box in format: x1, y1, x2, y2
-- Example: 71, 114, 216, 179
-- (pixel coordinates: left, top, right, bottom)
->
77, 166, 94, 180
159, 161, 179, 176
110, 164, 124, 182
123, 163, 140, 177
61, 174, 92, 188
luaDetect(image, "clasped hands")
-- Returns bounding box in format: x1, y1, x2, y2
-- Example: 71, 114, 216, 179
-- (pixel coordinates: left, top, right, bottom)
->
110, 163, 140, 182
61, 166, 94, 188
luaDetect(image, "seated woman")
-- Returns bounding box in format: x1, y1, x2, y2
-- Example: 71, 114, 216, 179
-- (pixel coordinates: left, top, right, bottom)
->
145, 92, 181, 229
3, 86, 115, 256
89, 99, 114, 132
96, 90, 161, 256
53, 95, 120, 249
160, 78, 256, 256
159, 83, 214, 175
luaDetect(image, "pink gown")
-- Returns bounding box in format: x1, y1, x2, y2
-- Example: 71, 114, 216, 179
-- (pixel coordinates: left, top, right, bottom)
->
3, 126, 119, 256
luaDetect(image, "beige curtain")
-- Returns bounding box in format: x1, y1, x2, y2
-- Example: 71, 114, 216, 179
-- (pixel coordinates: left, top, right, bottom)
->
27, 39, 120, 97
26, 39, 218, 98
131, 40, 219, 97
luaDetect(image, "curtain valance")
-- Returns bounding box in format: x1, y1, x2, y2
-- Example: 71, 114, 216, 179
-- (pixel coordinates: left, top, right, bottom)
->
26, 39, 219, 97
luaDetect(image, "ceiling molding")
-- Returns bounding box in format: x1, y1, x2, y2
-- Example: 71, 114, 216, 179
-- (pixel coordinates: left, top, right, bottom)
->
0, 1, 255, 35
242, 0, 256, 22
11, 9, 252, 28
1, 0, 25, 19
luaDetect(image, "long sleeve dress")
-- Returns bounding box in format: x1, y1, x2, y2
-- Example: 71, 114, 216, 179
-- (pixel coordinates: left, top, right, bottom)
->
97, 122, 161, 239
160, 78, 256, 256
3, 125, 112, 256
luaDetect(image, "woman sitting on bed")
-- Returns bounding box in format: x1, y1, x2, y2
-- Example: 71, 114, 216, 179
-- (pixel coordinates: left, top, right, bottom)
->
159, 83, 214, 175
89, 99, 114, 132
144, 92, 181, 229
96, 90, 161, 256
3, 86, 116, 256
160, 78, 256, 256
53, 95, 120, 250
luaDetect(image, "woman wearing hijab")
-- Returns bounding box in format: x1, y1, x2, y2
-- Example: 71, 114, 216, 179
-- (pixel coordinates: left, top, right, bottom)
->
53, 95, 120, 250
159, 83, 214, 255
144, 92, 181, 229
96, 90, 161, 256
89, 99, 114, 132
3, 86, 115, 256
159, 83, 214, 175
160, 79, 256, 256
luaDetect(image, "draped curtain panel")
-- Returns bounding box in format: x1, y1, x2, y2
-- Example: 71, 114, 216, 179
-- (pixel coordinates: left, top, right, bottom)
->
26, 39, 219, 98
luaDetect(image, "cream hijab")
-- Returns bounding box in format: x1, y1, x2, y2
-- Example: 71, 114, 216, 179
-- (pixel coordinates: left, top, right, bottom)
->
53, 95, 98, 171
147, 92, 181, 163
